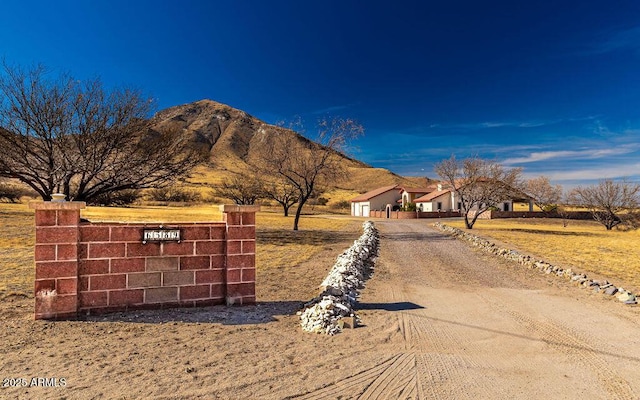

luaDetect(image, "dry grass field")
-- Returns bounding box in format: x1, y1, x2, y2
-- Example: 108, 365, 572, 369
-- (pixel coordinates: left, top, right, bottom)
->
446, 217, 640, 293
0, 202, 360, 301
0, 203, 34, 299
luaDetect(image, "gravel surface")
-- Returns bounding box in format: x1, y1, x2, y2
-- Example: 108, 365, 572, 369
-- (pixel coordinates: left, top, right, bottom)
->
348, 220, 640, 399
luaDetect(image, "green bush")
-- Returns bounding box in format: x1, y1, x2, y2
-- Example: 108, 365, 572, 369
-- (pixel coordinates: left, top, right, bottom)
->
401, 202, 417, 212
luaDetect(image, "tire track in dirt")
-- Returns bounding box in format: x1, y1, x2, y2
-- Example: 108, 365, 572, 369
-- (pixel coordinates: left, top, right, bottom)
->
403, 309, 510, 399
289, 353, 417, 400
292, 284, 422, 400
389, 281, 509, 399
358, 352, 418, 400
390, 284, 412, 350
374, 223, 509, 399
290, 220, 640, 399
479, 294, 636, 399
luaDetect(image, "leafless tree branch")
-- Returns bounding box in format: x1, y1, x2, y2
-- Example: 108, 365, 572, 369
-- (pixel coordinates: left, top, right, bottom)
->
253, 117, 363, 230
435, 155, 522, 229
569, 179, 640, 230
0, 62, 206, 202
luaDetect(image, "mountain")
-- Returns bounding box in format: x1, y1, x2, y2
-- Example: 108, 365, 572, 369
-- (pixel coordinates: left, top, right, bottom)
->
152, 99, 431, 193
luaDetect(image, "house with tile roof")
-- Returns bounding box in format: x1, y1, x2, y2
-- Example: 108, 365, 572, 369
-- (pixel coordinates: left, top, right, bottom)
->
350, 185, 400, 217
414, 182, 533, 213
398, 186, 437, 208
351, 182, 534, 218
414, 184, 458, 212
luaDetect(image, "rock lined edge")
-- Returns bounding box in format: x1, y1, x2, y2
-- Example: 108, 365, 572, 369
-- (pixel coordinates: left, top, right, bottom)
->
298, 221, 380, 335
434, 222, 637, 306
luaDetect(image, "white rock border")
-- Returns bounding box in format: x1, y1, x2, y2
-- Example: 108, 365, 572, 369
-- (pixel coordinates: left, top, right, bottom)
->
434, 222, 637, 305
299, 221, 380, 335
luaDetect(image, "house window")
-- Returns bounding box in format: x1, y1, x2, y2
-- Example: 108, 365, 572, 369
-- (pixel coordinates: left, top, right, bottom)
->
437, 202, 442, 211
457, 202, 462, 210
503, 202, 510, 212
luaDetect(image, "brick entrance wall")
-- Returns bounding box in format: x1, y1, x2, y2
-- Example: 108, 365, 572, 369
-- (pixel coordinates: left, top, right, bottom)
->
29, 202, 259, 320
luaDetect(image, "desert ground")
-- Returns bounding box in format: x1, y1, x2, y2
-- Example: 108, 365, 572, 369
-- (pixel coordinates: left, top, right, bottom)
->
1, 213, 640, 399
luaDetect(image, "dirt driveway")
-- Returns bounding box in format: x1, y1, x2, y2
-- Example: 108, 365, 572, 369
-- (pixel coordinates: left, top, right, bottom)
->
343, 220, 640, 399
1, 219, 639, 399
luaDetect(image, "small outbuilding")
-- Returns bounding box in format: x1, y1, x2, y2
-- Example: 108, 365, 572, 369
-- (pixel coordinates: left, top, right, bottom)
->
350, 185, 400, 217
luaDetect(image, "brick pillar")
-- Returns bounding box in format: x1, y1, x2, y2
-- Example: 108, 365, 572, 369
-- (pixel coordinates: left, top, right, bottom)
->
29, 201, 86, 320
221, 205, 259, 306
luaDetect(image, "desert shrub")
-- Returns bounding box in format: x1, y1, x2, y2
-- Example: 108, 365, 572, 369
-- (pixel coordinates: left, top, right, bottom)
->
331, 200, 351, 210
207, 196, 223, 204
147, 187, 201, 203
619, 212, 640, 230
195, 188, 221, 204
200, 194, 223, 204
0, 183, 30, 202
316, 197, 329, 206
88, 189, 142, 206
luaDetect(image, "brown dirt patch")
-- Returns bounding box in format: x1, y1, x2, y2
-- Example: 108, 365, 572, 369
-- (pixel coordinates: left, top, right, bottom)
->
2, 219, 640, 399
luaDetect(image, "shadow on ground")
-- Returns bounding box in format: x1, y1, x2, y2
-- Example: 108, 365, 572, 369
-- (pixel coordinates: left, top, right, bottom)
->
357, 301, 425, 312
82, 301, 304, 325
257, 229, 356, 246
489, 228, 599, 237
410, 313, 640, 363
380, 232, 452, 242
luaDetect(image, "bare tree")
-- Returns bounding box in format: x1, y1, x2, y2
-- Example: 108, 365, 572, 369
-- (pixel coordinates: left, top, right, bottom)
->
435, 155, 522, 229
525, 176, 563, 213
214, 174, 263, 205
569, 179, 640, 230
0, 63, 206, 202
254, 117, 363, 230
555, 191, 573, 228
261, 179, 298, 216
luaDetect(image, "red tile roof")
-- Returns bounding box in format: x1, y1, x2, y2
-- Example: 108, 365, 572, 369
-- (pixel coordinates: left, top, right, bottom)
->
414, 189, 452, 203
350, 185, 399, 202
399, 186, 437, 194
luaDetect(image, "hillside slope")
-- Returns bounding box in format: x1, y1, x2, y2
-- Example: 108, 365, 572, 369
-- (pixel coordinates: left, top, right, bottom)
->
152, 99, 431, 193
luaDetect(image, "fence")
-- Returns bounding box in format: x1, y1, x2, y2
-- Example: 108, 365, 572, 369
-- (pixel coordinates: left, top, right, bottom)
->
30, 201, 258, 320
472, 210, 593, 220
368, 210, 462, 219
368, 209, 592, 220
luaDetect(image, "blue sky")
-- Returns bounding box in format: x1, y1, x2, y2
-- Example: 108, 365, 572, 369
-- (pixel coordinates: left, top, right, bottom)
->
2, 1, 639, 187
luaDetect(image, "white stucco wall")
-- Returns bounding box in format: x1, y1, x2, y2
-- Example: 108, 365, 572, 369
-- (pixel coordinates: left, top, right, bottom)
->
467, 199, 514, 212
351, 188, 402, 217
369, 190, 401, 210
416, 191, 455, 212
351, 201, 370, 217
